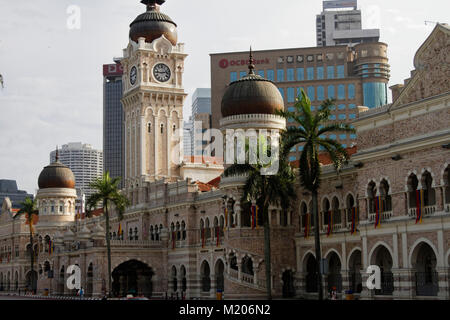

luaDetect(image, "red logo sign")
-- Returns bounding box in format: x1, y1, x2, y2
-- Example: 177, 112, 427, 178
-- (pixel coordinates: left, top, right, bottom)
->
219, 58, 270, 69
103, 63, 124, 76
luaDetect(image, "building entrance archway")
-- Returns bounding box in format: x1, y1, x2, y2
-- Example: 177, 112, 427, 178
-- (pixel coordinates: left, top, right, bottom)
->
112, 260, 154, 298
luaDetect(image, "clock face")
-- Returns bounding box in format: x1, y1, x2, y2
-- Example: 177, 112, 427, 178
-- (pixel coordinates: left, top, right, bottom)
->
130, 66, 137, 85
153, 63, 171, 83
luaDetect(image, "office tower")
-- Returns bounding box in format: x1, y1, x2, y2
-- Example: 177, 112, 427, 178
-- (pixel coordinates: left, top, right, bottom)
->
103, 61, 125, 188
316, 0, 380, 47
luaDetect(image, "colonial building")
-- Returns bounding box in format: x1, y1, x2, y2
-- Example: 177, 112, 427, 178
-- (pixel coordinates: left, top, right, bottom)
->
0, 1, 448, 300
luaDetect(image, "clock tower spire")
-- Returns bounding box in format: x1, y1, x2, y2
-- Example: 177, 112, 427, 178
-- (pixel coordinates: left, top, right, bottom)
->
120, 0, 187, 200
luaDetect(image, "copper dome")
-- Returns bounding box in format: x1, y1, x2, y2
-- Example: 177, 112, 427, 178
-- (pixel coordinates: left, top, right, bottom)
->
129, 0, 178, 46
221, 52, 284, 118
38, 161, 76, 190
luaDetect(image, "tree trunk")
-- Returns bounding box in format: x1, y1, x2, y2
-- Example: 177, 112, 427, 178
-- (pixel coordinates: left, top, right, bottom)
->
263, 204, 272, 300
104, 202, 113, 297
312, 190, 323, 300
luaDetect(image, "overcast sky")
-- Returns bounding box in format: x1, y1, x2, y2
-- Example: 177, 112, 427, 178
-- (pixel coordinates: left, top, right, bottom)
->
0, 0, 448, 194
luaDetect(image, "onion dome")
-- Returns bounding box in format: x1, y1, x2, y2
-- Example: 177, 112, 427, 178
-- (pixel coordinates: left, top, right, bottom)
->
221, 49, 284, 118
38, 149, 75, 189
129, 0, 178, 46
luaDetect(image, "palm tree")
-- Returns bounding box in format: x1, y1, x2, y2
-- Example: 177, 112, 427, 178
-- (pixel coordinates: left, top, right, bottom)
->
277, 89, 355, 300
223, 135, 296, 299
86, 172, 129, 297
15, 197, 39, 294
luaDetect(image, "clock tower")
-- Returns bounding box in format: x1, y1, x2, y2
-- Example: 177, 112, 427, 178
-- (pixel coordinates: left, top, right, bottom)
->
120, 0, 187, 193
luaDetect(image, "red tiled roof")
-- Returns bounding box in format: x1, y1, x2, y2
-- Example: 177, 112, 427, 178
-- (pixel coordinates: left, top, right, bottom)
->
207, 176, 221, 188
290, 146, 357, 168
195, 181, 213, 192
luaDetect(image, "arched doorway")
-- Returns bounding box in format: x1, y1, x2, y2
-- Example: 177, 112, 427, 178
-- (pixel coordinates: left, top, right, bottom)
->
171, 266, 178, 293
14, 271, 18, 291
326, 252, 342, 293
0, 272, 3, 291
348, 250, 362, 293
305, 254, 318, 293
371, 245, 394, 295
112, 260, 154, 298
282, 270, 296, 298
58, 266, 65, 295
25, 270, 37, 294
200, 261, 211, 292
86, 263, 93, 297
215, 260, 224, 292
412, 242, 438, 296
180, 265, 187, 293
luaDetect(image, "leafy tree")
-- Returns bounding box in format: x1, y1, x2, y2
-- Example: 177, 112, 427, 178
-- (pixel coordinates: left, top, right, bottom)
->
86, 172, 129, 297
224, 134, 296, 299
15, 197, 39, 293
277, 89, 355, 300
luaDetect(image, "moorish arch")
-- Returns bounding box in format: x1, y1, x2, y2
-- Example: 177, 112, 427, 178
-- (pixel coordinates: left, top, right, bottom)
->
369, 243, 394, 295
304, 252, 318, 293
347, 248, 362, 293
409, 240, 439, 296
111, 260, 154, 298
325, 250, 342, 292
214, 259, 225, 292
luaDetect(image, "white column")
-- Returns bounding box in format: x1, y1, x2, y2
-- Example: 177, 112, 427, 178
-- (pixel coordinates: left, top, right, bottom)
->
140, 116, 146, 176
437, 230, 445, 268
124, 121, 127, 180
362, 235, 368, 268
402, 233, 408, 268
135, 117, 138, 178
178, 118, 184, 164
393, 233, 399, 268
154, 115, 159, 178
167, 116, 171, 178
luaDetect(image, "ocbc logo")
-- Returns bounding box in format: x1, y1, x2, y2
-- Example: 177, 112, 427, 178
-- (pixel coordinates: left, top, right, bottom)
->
219, 59, 229, 69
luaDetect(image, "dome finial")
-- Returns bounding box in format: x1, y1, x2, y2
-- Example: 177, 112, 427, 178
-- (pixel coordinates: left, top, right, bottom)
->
248, 46, 255, 75
141, 0, 165, 11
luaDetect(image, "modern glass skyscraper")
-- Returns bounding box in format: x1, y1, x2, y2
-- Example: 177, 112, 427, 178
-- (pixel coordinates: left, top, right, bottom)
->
103, 62, 124, 188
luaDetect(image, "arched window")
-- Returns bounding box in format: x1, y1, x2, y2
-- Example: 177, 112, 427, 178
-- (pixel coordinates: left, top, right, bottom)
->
112, 232, 116, 240
379, 179, 392, 212
150, 226, 154, 241
176, 222, 181, 241
219, 216, 225, 237
322, 198, 331, 228
155, 225, 159, 241
300, 202, 308, 231
171, 266, 178, 292
331, 197, 341, 225
147, 122, 152, 133
241, 256, 254, 275
346, 194, 357, 226
44, 236, 51, 253
181, 221, 186, 240
200, 219, 205, 243
421, 171, 436, 206
129, 228, 133, 241
133, 227, 138, 241
444, 166, 450, 207
408, 173, 419, 208
172, 124, 176, 133
367, 181, 377, 214
205, 218, 211, 239
160, 123, 164, 134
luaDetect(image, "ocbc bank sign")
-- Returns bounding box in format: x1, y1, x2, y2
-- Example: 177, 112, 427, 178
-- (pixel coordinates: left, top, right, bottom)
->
219, 58, 270, 69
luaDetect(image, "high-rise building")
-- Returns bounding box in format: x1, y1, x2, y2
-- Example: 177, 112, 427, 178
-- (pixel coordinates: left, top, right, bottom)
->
211, 43, 390, 161
50, 143, 103, 209
316, 0, 380, 47
103, 61, 125, 188
0, 180, 33, 209
191, 88, 211, 157
183, 117, 193, 156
